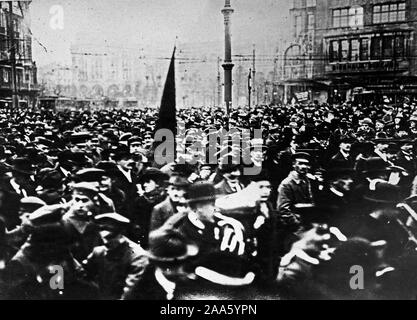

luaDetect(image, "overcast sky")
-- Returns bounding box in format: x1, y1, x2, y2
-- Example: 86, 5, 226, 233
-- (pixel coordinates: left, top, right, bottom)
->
30, 0, 291, 66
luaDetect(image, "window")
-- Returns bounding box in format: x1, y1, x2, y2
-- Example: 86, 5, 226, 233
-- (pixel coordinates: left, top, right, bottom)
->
292, 0, 303, 9
330, 40, 339, 62
351, 39, 359, 61
3, 69, 9, 83
341, 40, 349, 61
360, 38, 369, 60
395, 35, 405, 58
307, 13, 315, 30
373, 2, 406, 24
295, 15, 302, 36
349, 6, 363, 27
333, 6, 363, 28
383, 36, 394, 58
371, 37, 383, 60
307, 0, 316, 7
0, 11, 5, 28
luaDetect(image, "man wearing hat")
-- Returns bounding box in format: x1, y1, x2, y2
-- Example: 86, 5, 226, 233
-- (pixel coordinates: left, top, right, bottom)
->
315, 168, 355, 229
214, 162, 244, 195
60, 182, 103, 261
395, 139, 416, 178
35, 168, 66, 205
3, 197, 47, 261
149, 174, 190, 232
74, 167, 125, 217
328, 136, 356, 169
82, 213, 148, 300
131, 168, 169, 246
110, 145, 138, 198
357, 118, 375, 140
277, 152, 317, 232
0, 158, 37, 229
140, 183, 250, 298
123, 228, 199, 300
3, 201, 100, 299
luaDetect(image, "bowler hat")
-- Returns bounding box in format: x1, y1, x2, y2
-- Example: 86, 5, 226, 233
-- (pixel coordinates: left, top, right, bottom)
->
9, 157, 35, 175
75, 168, 107, 182
363, 182, 401, 204
146, 228, 199, 263
325, 168, 355, 181
187, 182, 217, 203
293, 203, 335, 224
113, 145, 131, 161
36, 169, 63, 189
168, 174, 191, 187
70, 132, 92, 145
139, 167, 169, 183
361, 157, 389, 174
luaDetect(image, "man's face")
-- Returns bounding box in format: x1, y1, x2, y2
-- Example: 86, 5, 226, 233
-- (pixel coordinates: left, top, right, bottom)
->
200, 168, 212, 180
362, 124, 370, 131
143, 179, 157, 193
130, 143, 142, 154
401, 143, 413, 153
375, 122, 384, 131
194, 201, 217, 221
167, 185, 186, 202
290, 140, 300, 151
257, 180, 272, 201
71, 191, 95, 217
224, 169, 241, 180
99, 230, 123, 249
99, 175, 112, 192
340, 142, 351, 153
333, 176, 354, 193
294, 159, 311, 176
117, 157, 135, 170
376, 143, 389, 153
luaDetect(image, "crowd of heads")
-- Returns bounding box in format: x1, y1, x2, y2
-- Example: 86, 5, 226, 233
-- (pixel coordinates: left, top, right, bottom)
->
1, 96, 417, 299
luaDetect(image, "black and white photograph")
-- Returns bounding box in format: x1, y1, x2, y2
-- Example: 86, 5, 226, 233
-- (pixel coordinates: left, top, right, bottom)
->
0, 0, 417, 303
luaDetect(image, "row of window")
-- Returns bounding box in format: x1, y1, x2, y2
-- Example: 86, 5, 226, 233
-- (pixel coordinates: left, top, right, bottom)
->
329, 35, 407, 62
1, 68, 31, 85
291, 0, 316, 9
332, 2, 406, 28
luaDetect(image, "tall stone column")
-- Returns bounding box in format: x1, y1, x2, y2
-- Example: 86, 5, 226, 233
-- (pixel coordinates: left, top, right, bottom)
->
221, 0, 234, 115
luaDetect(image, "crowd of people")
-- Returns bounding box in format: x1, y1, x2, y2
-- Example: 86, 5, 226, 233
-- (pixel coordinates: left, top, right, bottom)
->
1, 97, 417, 299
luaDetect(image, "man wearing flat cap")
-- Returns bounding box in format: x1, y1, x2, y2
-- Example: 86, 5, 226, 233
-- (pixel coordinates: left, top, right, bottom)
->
82, 213, 148, 300
277, 152, 319, 253
74, 167, 125, 217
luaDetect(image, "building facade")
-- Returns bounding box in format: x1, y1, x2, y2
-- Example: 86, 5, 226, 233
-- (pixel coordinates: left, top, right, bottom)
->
284, 0, 417, 104
0, 1, 38, 108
